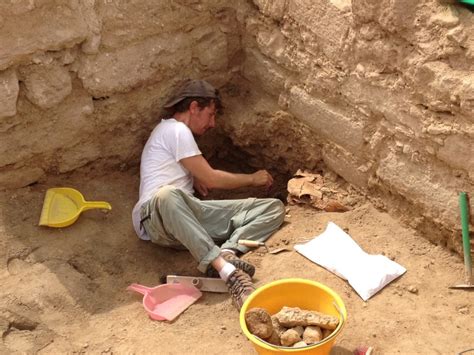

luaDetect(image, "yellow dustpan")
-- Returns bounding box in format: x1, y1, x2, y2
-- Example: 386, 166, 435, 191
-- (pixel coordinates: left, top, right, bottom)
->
39, 187, 112, 228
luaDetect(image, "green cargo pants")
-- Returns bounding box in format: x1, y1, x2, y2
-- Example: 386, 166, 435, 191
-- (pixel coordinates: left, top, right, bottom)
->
140, 185, 285, 273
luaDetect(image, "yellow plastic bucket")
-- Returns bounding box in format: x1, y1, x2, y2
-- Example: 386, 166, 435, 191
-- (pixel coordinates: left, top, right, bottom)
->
239, 278, 347, 354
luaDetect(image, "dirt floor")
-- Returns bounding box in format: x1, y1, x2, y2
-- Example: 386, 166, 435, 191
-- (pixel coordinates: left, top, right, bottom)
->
0, 167, 473, 355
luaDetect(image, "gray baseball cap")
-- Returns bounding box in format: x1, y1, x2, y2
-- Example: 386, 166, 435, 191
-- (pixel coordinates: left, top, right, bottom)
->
163, 79, 219, 108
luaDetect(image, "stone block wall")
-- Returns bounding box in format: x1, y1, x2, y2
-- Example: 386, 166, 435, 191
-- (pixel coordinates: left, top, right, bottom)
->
0, 0, 472, 250
0, 0, 246, 188
230, 0, 473, 250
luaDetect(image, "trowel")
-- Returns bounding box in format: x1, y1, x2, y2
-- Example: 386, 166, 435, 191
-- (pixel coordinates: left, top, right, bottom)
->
238, 239, 269, 252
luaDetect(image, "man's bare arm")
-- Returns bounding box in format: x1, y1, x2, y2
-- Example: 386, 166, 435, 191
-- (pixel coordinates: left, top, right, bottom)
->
180, 155, 273, 190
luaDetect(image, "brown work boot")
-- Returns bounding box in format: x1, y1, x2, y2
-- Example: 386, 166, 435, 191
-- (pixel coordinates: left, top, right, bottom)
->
226, 268, 256, 310
206, 251, 256, 278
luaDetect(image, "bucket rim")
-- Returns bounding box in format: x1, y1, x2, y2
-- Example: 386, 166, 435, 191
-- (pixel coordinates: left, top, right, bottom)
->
239, 278, 347, 352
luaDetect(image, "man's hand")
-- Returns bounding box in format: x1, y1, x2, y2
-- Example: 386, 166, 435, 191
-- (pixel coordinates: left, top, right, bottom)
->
194, 178, 209, 197
251, 170, 273, 189
181, 154, 273, 191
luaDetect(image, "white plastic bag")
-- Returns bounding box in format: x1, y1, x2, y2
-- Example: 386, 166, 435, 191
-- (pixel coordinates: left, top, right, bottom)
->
294, 222, 406, 301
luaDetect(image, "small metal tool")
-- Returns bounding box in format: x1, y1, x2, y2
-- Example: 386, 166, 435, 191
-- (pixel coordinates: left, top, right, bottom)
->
269, 247, 291, 255
166, 275, 228, 293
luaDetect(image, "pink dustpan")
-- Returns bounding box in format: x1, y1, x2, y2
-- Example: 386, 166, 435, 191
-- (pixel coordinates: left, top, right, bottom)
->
127, 283, 202, 321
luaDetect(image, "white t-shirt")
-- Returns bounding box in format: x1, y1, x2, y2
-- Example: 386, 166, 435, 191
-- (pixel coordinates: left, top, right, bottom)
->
132, 118, 201, 240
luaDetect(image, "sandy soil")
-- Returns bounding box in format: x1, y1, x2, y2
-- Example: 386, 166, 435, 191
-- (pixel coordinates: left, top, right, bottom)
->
0, 167, 473, 354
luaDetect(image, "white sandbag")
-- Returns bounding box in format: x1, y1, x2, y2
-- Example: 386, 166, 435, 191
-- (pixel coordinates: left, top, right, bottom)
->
294, 222, 406, 301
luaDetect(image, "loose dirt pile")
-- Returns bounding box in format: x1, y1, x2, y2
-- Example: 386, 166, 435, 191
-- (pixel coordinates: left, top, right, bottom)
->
0, 168, 472, 354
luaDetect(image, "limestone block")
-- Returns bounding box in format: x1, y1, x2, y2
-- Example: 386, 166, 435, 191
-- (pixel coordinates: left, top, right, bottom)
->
287, 0, 350, 62
0, 4, 89, 70
248, 21, 314, 73
352, 37, 405, 72
353, 0, 417, 32
446, 26, 467, 47
357, 23, 383, 41
0, 69, 19, 118
341, 76, 424, 136
242, 48, 288, 96
376, 152, 460, 228
437, 135, 474, 175
292, 0, 467, 81
22, 64, 72, 109
78, 34, 192, 97
413, 62, 474, 118
413, 64, 452, 112
252, 0, 288, 21
0, 167, 44, 190
329, 0, 351, 12
96, 1, 210, 48
426, 123, 453, 136
377, 0, 418, 33
255, 28, 288, 65
191, 26, 228, 71
352, 0, 380, 24
429, 5, 460, 28
414, 62, 456, 96
458, 77, 474, 119
322, 144, 370, 189
288, 86, 365, 152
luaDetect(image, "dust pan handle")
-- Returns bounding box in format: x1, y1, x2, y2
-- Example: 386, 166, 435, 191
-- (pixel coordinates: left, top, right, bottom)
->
82, 201, 112, 211
127, 283, 151, 295
459, 192, 473, 284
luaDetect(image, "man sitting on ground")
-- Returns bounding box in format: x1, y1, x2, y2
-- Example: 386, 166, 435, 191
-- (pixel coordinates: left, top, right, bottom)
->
132, 79, 285, 309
